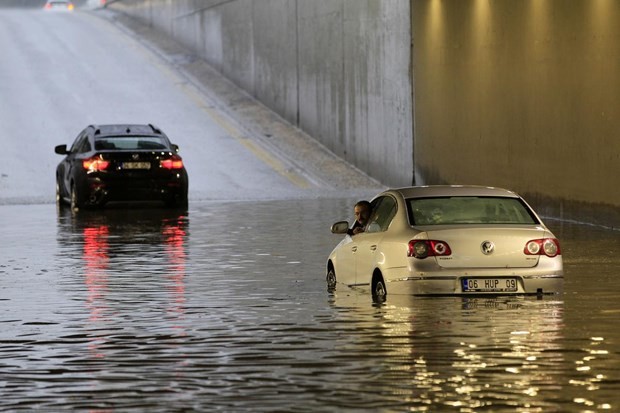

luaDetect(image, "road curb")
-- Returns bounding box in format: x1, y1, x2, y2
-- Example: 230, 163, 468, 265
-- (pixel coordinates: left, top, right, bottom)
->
98, 9, 384, 195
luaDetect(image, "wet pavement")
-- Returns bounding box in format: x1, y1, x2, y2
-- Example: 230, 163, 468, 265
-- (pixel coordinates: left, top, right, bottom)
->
1, 200, 620, 412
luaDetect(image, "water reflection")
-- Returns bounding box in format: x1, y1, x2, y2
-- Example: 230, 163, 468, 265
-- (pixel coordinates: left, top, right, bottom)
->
82, 224, 110, 325
1, 201, 618, 411
56, 207, 189, 357
328, 291, 570, 411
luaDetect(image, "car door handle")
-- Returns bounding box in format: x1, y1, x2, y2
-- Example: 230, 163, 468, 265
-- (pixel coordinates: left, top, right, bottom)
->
351, 246, 358, 252
370, 245, 377, 251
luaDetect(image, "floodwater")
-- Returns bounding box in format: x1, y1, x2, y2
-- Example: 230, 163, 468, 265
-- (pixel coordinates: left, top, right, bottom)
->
1, 199, 620, 412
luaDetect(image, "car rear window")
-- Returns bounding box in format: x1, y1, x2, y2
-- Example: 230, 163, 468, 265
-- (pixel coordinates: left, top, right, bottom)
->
407, 196, 539, 226
95, 136, 169, 151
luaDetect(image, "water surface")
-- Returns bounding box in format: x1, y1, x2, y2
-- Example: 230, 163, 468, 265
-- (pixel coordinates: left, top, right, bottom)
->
1, 200, 619, 412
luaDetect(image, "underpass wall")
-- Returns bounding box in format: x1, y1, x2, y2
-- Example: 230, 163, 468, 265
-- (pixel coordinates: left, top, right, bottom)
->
108, 0, 414, 187
106, 0, 620, 227
412, 1, 620, 226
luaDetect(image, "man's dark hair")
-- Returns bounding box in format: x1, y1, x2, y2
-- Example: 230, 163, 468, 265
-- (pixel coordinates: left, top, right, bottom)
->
355, 200, 371, 210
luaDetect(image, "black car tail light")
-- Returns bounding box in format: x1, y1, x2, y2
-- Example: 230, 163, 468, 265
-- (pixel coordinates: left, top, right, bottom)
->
524, 238, 561, 257
82, 156, 110, 172
160, 155, 184, 170
408, 240, 452, 259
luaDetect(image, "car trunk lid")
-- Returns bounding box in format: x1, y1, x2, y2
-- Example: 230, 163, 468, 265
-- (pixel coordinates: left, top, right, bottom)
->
99, 151, 173, 175
423, 225, 549, 269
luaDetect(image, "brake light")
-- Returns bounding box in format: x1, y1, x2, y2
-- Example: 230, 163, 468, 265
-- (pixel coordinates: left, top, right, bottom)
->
524, 238, 561, 257
408, 240, 452, 259
160, 155, 184, 170
82, 157, 109, 171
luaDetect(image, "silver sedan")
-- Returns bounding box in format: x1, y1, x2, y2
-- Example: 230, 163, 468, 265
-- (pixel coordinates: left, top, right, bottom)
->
327, 185, 564, 300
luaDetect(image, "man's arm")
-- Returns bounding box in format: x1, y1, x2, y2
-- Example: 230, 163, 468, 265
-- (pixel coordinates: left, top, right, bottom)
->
347, 221, 363, 236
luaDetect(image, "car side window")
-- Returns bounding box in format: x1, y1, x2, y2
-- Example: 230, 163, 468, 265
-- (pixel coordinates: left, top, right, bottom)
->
79, 138, 92, 153
366, 196, 397, 233
367, 198, 384, 233
70, 132, 88, 154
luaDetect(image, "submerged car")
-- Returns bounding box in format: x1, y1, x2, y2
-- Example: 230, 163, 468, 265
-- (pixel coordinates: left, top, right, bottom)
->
55, 124, 188, 210
327, 185, 563, 300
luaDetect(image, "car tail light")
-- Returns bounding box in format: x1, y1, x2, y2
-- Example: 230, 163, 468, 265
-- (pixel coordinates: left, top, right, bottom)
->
83, 156, 109, 171
524, 238, 561, 257
160, 155, 184, 170
408, 240, 452, 259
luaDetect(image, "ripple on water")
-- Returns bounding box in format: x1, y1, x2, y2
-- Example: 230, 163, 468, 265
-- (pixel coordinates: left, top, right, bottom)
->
0, 202, 619, 411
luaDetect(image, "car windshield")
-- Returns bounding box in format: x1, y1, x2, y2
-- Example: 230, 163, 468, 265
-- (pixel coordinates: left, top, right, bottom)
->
407, 196, 539, 225
95, 136, 169, 151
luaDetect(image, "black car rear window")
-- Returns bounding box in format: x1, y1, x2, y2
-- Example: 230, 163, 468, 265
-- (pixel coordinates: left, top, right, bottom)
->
407, 196, 539, 226
95, 136, 169, 151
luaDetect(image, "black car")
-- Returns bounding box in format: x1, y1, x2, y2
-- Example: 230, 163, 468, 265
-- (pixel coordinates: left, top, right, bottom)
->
55, 124, 189, 210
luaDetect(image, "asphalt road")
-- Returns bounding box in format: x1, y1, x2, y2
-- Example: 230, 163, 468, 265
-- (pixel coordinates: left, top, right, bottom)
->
0, 6, 382, 206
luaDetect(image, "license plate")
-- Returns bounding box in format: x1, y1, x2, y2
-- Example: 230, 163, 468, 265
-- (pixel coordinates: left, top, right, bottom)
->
122, 162, 151, 170
462, 278, 518, 292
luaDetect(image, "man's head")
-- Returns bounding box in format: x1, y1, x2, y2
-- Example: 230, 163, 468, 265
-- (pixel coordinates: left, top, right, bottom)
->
354, 200, 372, 225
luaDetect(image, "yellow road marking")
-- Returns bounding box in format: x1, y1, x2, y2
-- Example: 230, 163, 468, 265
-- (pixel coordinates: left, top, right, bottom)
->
166, 63, 313, 189
202, 107, 312, 189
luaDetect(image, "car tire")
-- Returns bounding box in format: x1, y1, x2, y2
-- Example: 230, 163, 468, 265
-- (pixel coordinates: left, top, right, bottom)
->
70, 183, 84, 211
326, 267, 337, 291
56, 182, 68, 207
372, 274, 387, 302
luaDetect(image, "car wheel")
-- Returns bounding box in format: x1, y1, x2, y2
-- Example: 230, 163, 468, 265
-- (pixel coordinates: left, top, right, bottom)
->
372, 274, 387, 302
70, 183, 83, 211
326, 267, 337, 291
56, 182, 67, 206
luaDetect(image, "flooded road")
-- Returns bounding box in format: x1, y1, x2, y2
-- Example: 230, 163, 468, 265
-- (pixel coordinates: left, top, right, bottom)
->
3, 6, 618, 412
1, 200, 619, 412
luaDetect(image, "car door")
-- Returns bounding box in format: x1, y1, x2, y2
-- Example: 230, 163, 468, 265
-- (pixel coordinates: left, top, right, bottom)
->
61, 131, 89, 193
355, 196, 397, 285
332, 235, 357, 287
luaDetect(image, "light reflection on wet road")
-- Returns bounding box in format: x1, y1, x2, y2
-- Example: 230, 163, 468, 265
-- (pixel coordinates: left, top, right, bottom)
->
1, 200, 619, 412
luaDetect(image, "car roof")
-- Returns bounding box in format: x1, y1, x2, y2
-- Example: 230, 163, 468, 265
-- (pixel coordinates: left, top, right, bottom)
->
389, 185, 520, 199
90, 124, 164, 138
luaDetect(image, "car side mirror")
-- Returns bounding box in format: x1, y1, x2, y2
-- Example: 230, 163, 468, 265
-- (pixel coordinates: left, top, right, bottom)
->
331, 221, 350, 234
55, 144, 68, 155
171, 144, 179, 153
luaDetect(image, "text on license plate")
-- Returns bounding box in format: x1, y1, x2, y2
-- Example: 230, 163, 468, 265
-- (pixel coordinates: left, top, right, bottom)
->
122, 162, 151, 170
462, 278, 518, 292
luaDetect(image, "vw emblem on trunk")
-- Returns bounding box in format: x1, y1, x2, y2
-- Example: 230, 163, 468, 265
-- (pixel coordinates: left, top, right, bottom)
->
481, 241, 495, 255
132, 154, 140, 160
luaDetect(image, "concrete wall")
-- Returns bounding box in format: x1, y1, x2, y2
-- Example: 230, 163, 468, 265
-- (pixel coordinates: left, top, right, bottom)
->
108, 0, 620, 226
108, 0, 414, 187
412, 0, 620, 226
